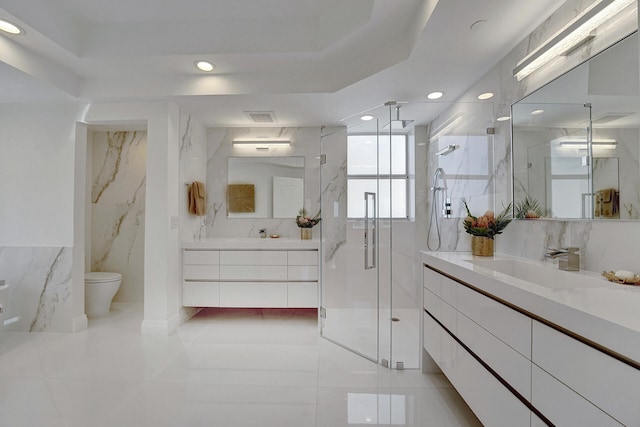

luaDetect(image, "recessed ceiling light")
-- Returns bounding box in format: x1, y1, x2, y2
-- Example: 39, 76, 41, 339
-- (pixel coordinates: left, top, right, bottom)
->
496, 116, 511, 122
360, 115, 374, 121
531, 109, 544, 115
427, 91, 444, 100
0, 19, 24, 35
195, 60, 215, 72
478, 92, 494, 100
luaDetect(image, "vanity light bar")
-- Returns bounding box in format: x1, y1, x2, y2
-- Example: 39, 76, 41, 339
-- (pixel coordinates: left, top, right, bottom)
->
513, 0, 636, 81
232, 139, 291, 149
553, 137, 617, 149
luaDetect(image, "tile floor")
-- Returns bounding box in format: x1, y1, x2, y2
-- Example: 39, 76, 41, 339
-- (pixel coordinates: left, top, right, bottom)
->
0, 303, 480, 426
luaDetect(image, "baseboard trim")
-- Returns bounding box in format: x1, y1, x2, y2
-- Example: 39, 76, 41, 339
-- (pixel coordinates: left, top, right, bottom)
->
72, 314, 88, 332
140, 312, 180, 336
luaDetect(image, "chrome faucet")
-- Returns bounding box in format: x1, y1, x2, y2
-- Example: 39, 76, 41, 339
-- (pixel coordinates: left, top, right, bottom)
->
544, 247, 580, 271
259, 228, 267, 238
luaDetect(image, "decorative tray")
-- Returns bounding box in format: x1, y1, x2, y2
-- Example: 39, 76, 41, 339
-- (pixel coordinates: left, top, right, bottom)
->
601, 271, 640, 286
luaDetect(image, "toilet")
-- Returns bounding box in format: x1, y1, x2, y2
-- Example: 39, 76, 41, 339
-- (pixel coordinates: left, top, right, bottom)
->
85, 272, 122, 318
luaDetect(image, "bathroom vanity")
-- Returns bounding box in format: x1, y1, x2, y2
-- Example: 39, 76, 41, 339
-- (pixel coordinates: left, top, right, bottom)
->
421, 251, 640, 426
182, 239, 318, 308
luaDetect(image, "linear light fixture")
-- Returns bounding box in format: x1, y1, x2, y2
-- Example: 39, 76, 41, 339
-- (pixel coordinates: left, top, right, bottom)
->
232, 138, 291, 150
513, 0, 636, 81
429, 114, 463, 141
552, 136, 617, 149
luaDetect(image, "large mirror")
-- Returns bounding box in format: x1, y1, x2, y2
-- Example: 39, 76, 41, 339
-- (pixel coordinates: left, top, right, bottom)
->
227, 156, 305, 218
512, 33, 640, 220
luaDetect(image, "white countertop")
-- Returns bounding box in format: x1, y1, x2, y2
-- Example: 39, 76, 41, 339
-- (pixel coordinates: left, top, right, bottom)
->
183, 238, 319, 250
421, 251, 640, 364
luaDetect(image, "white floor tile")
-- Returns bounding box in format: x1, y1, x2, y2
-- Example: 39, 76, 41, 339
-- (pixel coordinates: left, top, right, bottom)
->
0, 303, 480, 426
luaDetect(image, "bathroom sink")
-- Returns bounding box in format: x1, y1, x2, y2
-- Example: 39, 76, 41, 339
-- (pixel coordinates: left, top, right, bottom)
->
465, 258, 606, 290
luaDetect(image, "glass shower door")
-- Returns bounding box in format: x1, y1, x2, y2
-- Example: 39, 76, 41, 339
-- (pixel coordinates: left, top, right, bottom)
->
319, 124, 381, 362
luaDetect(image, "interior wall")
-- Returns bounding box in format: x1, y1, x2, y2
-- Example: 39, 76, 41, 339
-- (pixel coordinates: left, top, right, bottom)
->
204, 127, 321, 239
433, 0, 640, 273
89, 130, 147, 303
83, 102, 182, 336
0, 102, 88, 332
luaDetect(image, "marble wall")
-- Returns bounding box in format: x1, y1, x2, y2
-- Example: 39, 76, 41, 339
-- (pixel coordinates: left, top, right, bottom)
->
0, 247, 73, 332
204, 127, 321, 238
89, 131, 146, 302
179, 112, 207, 241
428, 0, 640, 273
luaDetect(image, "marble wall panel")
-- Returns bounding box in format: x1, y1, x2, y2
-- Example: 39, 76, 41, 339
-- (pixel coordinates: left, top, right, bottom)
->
204, 127, 321, 238
90, 131, 146, 302
0, 246, 72, 332
179, 112, 207, 240
426, 0, 639, 269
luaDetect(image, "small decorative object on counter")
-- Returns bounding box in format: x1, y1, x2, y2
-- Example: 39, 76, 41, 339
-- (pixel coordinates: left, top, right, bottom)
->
601, 270, 640, 286
462, 199, 512, 256
296, 208, 321, 240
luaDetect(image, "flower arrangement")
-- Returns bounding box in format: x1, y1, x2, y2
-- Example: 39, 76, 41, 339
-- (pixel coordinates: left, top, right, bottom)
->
296, 209, 321, 228
462, 199, 512, 239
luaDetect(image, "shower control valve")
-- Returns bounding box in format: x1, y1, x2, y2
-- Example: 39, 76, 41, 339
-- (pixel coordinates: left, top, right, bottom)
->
443, 198, 452, 218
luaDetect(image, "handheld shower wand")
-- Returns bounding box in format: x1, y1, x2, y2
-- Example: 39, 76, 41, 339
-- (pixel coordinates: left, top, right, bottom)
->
427, 168, 451, 251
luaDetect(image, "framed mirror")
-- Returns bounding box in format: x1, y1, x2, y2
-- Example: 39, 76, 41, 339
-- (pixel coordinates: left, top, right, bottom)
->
227, 156, 305, 218
512, 33, 640, 220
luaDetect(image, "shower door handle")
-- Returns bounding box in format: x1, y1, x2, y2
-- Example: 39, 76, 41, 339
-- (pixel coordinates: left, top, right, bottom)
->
364, 192, 376, 270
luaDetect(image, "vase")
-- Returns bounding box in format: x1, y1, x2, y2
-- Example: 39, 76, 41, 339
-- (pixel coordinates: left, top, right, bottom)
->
300, 228, 312, 240
471, 235, 493, 256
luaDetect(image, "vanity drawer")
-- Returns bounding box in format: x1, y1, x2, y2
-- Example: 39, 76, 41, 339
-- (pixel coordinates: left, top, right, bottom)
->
532, 321, 640, 425
423, 266, 442, 297
288, 265, 317, 281
183, 282, 220, 307
220, 250, 287, 265
184, 265, 220, 281
184, 249, 219, 265
454, 281, 531, 358
456, 310, 531, 399
423, 311, 442, 364
440, 329, 532, 426
287, 251, 318, 266
219, 282, 288, 307
220, 265, 287, 281
531, 364, 622, 426
287, 282, 317, 307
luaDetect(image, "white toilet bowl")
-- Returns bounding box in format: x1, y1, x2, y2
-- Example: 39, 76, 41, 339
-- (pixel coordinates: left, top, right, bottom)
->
85, 272, 122, 318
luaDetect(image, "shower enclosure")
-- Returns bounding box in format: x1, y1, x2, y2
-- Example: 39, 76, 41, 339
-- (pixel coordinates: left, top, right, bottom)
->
319, 101, 496, 369
319, 101, 423, 369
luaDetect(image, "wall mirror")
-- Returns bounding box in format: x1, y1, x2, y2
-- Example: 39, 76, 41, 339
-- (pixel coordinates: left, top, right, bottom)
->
512, 33, 640, 220
227, 156, 304, 218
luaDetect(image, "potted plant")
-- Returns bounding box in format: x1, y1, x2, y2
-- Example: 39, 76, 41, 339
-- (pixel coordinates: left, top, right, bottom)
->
462, 200, 512, 256
296, 208, 321, 240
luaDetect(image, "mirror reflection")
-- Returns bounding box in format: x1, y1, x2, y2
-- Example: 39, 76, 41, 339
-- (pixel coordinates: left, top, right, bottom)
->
227, 156, 305, 218
512, 33, 640, 220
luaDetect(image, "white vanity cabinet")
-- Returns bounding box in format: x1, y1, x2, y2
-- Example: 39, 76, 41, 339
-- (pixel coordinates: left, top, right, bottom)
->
423, 267, 534, 426
183, 243, 318, 309
422, 252, 640, 426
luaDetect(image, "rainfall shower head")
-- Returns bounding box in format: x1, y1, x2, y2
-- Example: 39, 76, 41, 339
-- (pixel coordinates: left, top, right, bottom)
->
383, 105, 414, 130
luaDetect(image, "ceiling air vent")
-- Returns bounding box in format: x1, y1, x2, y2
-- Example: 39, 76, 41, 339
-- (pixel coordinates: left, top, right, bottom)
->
244, 111, 277, 123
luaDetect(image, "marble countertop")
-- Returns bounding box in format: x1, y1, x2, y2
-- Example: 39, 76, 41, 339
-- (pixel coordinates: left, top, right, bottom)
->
183, 238, 319, 250
421, 251, 640, 364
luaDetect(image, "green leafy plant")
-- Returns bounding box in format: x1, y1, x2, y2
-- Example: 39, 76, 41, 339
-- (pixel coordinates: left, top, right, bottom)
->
462, 199, 512, 239
514, 196, 544, 219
